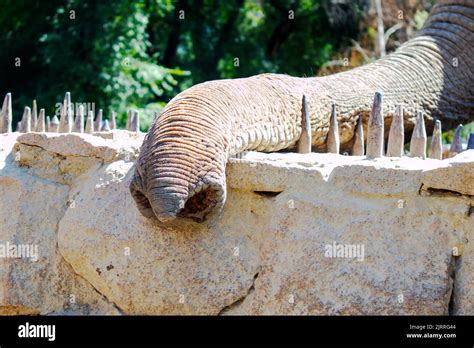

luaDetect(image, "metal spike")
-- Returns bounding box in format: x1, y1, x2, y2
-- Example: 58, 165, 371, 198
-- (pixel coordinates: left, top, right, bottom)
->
31, 100, 38, 130
50, 115, 60, 133
68, 95, 74, 127
131, 110, 140, 133
126, 109, 132, 130
102, 119, 111, 131
73, 104, 85, 133
58, 98, 66, 131
46, 116, 51, 132
352, 117, 364, 156
85, 110, 94, 134
468, 133, 474, 150
0, 94, 5, 133
67, 104, 73, 132
409, 111, 427, 159
95, 109, 103, 131
326, 103, 340, 154
110, 111, 117, 130
1, 93, 12, 133
58, 92, 72, 133
65, 92, 71, 106
449, 124, 464, 157
21, 107, 32, 133
297, 95, 311, 154
35, 108, 46, 132
428, 120, 443, 160
64, 91, 72, 126
366, 91, 384, 159
386, 105, 404, 157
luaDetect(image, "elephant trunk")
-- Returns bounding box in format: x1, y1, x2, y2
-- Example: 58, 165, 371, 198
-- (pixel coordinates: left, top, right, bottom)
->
131, 76, 310, 222
130, 85, 232, 222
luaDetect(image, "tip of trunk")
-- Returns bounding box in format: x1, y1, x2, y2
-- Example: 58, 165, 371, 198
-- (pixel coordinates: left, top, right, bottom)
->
130, 172, 225, 224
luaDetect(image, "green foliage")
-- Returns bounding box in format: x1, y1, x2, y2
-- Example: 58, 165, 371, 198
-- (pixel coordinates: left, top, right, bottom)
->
156, 0, 347, 81
0, 0, 186, 129
37, 0, 189, 129
414, 10, 429, 30
442, 122, 474, 144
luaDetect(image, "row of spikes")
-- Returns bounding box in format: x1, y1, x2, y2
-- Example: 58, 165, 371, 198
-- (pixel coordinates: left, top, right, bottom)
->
298, 92, 473, 159
0, 92, 140, 134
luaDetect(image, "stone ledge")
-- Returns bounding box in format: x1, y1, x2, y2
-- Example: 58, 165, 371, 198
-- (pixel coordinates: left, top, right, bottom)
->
0, 132, 473, 315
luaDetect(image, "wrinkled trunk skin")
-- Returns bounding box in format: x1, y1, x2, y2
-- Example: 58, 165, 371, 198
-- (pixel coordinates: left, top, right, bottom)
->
131, 0, 473, 223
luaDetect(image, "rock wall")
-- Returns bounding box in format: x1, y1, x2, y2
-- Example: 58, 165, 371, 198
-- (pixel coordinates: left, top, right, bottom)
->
0, 131, 473, 315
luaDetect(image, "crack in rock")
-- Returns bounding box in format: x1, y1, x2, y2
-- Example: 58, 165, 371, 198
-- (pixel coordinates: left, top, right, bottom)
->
448, 253, 460, 315
218, 272, 259, 315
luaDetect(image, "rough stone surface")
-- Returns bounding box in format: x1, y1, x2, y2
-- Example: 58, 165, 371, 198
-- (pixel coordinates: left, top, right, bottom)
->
0, 132, 473, 315
0, 133, 120, 314
59, 160, 259, 314
453, 223, 474, 315
224, 152, 473, 315
13, 132, 143, 184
